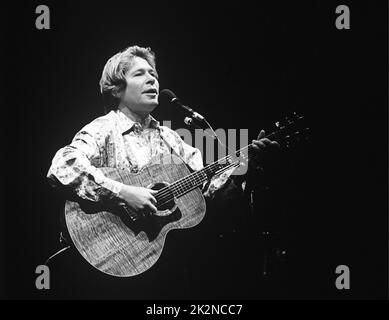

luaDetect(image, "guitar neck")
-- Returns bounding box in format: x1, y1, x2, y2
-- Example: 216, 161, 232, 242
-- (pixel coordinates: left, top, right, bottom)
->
156, 126, 294, 199
161, 144, 252, 199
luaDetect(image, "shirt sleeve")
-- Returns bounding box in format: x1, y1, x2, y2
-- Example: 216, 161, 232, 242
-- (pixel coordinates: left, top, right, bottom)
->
46, 117, 124, 202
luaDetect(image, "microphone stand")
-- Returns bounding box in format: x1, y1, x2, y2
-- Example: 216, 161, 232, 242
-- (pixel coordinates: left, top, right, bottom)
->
184, 117, 286, 293
184, 116, 280, 285
245, 167, 273, 280
245, 149, 288, 292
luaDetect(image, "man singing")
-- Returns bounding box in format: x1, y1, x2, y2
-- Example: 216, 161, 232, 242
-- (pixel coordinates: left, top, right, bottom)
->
47, 45, 276, 215
46, 45, 277, 298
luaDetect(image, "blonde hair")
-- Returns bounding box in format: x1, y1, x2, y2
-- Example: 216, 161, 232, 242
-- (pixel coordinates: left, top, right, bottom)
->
99, 45, 157, 108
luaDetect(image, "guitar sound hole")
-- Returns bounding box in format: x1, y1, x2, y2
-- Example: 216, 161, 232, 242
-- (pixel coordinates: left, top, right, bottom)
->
151, 182, 175, 211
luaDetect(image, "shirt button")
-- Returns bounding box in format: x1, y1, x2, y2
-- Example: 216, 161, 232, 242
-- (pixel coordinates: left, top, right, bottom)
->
133, 123, 142, 134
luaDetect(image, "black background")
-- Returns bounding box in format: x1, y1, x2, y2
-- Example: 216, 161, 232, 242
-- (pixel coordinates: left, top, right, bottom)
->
0, 1, 387, 299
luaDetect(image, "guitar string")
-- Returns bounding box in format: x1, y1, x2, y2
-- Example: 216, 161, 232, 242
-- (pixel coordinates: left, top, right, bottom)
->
156, 162, 241, 207
153, 144, 251, 204
153, 129, 284, 204
156, 159, 242, 207
157, 160, 241, 207
168, 156, 242, 198
154, 131, 276, 204
153, 153, 240, 201
154, 129, 282, 200
156, 143, 252, 198
155, 150, 245, 204
155, 160, 234, 205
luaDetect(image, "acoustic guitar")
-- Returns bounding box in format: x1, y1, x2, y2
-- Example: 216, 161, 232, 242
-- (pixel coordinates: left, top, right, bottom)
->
64, 113, 308, 277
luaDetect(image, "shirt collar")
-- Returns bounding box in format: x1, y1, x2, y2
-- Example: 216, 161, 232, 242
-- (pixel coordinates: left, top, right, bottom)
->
115, 109, 160, 135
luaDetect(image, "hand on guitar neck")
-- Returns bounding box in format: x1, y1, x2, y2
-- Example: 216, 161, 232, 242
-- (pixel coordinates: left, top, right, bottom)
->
249, 129, 280, 170
252, 129, 280, 151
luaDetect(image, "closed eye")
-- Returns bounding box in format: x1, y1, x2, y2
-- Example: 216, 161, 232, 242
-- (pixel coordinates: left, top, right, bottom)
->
132, 69, 158, 79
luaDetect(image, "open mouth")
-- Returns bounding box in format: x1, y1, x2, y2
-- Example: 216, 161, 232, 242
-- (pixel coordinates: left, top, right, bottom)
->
143, 88, 158, 95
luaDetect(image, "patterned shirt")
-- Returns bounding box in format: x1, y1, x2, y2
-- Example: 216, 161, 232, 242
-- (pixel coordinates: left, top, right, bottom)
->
47, 109, 237, 203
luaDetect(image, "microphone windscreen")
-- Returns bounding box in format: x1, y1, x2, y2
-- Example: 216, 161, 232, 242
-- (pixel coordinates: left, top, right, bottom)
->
159, 89, 177, 104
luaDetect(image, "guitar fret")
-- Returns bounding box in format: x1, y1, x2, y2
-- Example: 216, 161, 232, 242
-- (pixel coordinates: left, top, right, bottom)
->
171, 170, 206, 197
171, 158, 235, 198
160, 148, 250, 201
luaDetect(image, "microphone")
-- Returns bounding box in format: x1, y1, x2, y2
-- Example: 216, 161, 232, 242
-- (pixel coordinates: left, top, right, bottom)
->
159, 89, 205, 121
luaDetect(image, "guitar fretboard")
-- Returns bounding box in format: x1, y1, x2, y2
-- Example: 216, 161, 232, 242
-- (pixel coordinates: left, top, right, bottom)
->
155, 125, 296, 205
155, 147, 250, 204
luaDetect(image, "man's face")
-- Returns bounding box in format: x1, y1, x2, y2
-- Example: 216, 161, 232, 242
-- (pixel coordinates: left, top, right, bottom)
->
119, 56, 159, 117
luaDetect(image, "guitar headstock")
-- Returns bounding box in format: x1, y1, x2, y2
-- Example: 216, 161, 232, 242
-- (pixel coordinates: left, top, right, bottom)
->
267, 112, 310, 149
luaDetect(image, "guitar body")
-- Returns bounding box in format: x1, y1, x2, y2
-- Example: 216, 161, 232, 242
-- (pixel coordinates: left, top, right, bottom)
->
64, 153, 206, 277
